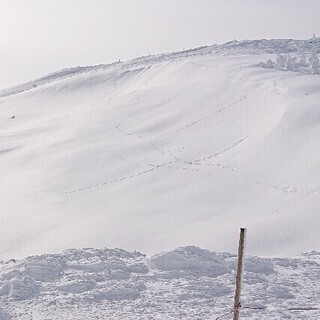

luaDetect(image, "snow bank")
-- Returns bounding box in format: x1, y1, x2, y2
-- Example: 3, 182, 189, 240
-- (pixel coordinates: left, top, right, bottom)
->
0, 247, 318, 319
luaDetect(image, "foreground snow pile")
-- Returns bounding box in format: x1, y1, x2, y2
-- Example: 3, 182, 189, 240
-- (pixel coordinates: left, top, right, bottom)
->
0, 247, 319, 319
149, 246, 230, 277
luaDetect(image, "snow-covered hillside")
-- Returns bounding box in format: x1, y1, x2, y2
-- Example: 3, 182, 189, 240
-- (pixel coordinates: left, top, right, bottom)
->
1, 39, 320, 260
0, 246, 319, 319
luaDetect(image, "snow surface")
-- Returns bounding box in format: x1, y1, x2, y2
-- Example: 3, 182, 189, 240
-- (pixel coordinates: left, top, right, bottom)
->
0, 247, 319, 319
1, 38, 320, 260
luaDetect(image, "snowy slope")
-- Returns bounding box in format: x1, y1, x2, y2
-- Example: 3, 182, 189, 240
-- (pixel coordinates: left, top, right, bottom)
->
1, 39, 320, 260
0, 246, 319, 319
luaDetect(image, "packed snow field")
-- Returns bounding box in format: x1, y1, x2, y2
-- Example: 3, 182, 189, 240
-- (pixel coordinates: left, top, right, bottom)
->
1, 39, 320, 258
1, 38, 320, 317
1, 39, 320, 259
0, 246, 319, 319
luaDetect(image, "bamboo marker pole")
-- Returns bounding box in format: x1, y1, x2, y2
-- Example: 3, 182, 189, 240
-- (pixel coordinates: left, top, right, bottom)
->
233, 228, 246, 320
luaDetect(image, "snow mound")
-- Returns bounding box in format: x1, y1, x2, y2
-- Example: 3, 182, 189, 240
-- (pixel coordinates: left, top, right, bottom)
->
0, 276, 39, 301
149, 246, 230, 277
229, 256, 274, 275
0, 248, 148, 306
23, 256, 66, 282
244, 257, 275, 275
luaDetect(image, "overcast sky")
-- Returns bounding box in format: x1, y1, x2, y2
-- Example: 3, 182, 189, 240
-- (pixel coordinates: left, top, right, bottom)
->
0, 0, 319, 89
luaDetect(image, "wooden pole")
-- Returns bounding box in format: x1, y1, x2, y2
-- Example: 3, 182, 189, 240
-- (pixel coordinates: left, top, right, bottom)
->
233, 228, 246, 320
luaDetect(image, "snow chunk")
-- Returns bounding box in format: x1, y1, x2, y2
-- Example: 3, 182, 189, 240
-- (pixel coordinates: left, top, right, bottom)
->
258, 59, 274, 68
0, 307, 11, 320
267, 285, 295, 300
23, 256, 66, 282
57, 280, 96, 294
8, 276, 39, 301
149, 246, 230, 277
1, 270, 21, 281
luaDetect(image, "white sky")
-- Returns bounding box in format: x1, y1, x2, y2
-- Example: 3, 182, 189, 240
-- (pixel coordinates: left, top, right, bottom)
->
0, 0, 319, 89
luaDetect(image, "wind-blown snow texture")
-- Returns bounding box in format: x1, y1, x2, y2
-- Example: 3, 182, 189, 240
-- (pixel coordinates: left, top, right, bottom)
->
0, 247, 319, 319
1, 38, 320, 260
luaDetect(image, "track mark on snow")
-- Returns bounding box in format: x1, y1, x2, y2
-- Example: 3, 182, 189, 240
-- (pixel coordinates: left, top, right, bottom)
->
61, 161, 176, 196
153, 96, 248, 140
193, 135, 250, 163
115, 96, 248, 141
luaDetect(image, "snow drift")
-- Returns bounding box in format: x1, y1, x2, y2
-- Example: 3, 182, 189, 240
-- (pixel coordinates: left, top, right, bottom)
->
1, 39, 320, 260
